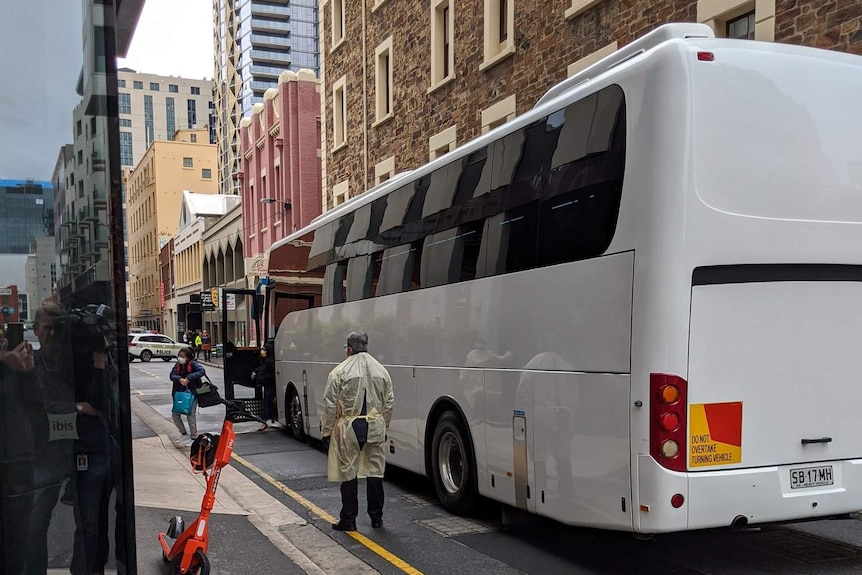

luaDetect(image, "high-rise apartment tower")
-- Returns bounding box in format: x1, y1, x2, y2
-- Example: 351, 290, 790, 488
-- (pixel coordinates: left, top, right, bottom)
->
214, 0, 319, 195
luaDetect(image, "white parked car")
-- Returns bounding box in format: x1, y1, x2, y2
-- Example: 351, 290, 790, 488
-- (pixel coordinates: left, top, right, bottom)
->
128, 333, 186, 362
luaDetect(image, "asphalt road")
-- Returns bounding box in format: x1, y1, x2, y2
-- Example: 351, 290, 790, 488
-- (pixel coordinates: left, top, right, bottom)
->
130, 360, 862, 575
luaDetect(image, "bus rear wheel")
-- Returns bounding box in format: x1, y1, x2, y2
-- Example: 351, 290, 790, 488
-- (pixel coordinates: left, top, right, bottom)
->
431, 411, 478, 515
287, 387, 305, 441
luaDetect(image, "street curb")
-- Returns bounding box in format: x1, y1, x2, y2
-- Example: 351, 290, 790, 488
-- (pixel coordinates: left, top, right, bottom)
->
128, 395, 342, 575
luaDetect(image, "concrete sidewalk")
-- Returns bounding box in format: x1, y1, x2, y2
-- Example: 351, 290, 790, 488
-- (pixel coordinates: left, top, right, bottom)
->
130, 393, 377, 574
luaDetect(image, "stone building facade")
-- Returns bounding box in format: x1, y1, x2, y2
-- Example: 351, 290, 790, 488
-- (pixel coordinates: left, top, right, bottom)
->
318, 0, 862, 210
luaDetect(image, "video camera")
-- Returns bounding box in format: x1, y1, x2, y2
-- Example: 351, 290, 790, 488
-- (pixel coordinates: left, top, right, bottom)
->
53, 304, 116, 355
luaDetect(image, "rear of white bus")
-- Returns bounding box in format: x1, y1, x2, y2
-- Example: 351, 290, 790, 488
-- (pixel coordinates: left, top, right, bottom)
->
645, 40, 862, 532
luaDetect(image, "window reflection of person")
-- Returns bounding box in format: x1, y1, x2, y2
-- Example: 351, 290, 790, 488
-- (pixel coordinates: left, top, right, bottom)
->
26, 306, 111, 575
27, 307, 80, 574
0, 327, 36, 575
516, 351, 577, 505
460, 339, 511, 415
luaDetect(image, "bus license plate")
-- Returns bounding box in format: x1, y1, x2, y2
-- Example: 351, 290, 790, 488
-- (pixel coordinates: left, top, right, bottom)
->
790, 465, 833, 489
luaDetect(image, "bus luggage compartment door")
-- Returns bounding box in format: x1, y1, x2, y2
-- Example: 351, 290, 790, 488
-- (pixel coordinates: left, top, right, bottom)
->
688, 279, 862, 470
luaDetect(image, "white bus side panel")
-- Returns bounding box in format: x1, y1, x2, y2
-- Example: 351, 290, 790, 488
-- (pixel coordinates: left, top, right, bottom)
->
533, 371, 631, 529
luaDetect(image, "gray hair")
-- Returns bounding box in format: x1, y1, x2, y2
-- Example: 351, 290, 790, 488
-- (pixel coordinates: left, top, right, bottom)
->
346, 331, 368, 353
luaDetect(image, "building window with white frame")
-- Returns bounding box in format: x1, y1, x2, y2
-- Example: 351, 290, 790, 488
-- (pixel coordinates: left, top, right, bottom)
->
726, 10, 755, 39
332, 0, 345, 48
697, 0, 773, 41
429, 125, 457, 160
375, 38, 393, 123
333, 76, 348, 149
430, 0, 454, 89
374, 156, 395, 185
565, 0, 602, 20
481, 0, 514, 70
332, 179, 349, 208
481, 94, 516, 133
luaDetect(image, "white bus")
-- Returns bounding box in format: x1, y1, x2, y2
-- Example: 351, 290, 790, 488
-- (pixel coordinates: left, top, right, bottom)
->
266, 23, 862, 533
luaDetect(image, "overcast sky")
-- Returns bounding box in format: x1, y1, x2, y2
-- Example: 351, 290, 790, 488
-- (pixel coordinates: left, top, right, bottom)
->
117, 0, 213, 80
0, 1, 82, 181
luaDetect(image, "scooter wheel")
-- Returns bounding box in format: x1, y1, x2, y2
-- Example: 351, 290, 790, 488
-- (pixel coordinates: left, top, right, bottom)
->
169, 549, 210, 575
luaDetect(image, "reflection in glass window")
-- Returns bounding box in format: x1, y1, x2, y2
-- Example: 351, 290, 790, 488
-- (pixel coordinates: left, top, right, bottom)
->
479, 202, 538, 276
346, 253, 378, 301
376, 243, 421, 296
420, 222, 483, 288
323, 262, 347, 305
378, 184, 414, 234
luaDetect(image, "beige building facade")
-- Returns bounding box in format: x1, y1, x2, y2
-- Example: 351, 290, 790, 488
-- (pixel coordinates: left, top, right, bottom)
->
318, 0, 861, 210
118, 69, 214, 169
127, 131, 218, 329
201, 203, 248, 347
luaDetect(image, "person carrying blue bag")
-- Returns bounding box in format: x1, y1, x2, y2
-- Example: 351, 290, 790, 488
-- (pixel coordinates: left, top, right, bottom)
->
170, 347, 207, 447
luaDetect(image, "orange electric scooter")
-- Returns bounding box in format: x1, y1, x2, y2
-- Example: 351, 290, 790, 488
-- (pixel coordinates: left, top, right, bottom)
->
159, 398, 264, 574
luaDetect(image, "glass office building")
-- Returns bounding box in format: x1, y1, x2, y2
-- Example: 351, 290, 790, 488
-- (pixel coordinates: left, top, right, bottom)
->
0, 180, 53, 254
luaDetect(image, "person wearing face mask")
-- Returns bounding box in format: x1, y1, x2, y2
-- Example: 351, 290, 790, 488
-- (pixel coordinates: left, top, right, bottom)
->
250, 342, 276, 432
170, 347, 206, 446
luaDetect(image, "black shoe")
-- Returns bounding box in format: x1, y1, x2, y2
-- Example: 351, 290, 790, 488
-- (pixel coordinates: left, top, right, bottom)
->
371, 520, 383, 529
332, 522, 357, 532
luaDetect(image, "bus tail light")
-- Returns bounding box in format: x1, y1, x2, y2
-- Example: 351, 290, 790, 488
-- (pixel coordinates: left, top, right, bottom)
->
650, 373, 688, 472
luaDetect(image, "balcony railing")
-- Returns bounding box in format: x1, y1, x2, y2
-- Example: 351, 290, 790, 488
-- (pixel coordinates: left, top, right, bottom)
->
250, 65, 289, 79
250, 49, 291, 64
250, 3, 289, 19
250, 34, 290, 47
251, 18, 290, 33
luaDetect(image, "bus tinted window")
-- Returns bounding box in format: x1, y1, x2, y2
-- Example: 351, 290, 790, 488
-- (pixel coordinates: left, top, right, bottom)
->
308, 84, 624, 299
421, 221, 483, 287
480, 201, 539, 276
539, 86, 625, 266
376, 243, 421, 296
346, 254, 375, 301
323, 262, 347, 305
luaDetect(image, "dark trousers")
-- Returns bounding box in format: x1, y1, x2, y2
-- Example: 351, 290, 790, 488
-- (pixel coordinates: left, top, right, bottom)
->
339, 477, 384, 525
262, 384, 276, 421
71, 452, 111, 575
339, 418, 384, 524
203, 348, 211, 361
1, 462, 34, 575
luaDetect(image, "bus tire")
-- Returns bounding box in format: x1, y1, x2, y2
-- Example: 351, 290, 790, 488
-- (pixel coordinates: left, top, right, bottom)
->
431, 411, 478, 515
287, 386, 305, 441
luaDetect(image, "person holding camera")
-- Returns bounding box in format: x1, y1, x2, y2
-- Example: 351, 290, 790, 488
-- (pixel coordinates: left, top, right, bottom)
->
0, 327, 36, 575
170, 347, 207, 446
27, 305, 112, 575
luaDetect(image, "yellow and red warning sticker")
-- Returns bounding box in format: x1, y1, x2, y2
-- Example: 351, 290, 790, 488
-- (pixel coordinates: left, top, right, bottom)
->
689, 402, 743, 468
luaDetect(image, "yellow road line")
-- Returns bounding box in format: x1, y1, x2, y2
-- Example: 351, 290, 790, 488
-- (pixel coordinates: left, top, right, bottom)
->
232, 453, 425, 575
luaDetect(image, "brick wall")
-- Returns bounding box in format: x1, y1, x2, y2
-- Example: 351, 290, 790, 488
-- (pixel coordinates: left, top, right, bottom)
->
321, 0, 861, 203
775, 0, 862, 54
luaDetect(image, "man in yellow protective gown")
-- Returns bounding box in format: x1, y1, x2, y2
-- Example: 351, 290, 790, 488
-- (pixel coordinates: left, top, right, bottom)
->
322, 331, 394, 531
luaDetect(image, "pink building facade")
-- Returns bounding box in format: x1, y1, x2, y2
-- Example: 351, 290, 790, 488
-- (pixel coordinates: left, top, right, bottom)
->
238, 69, 321, 276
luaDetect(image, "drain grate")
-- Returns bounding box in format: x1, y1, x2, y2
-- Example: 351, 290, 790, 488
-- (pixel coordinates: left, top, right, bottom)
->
741, 529, 859, 563
417, 516, 499, 537
402, 494, 439, 507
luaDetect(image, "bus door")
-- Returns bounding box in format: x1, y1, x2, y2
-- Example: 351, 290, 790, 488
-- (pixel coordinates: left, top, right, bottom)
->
220, 288, 263, 406
263, 288, 315, 346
